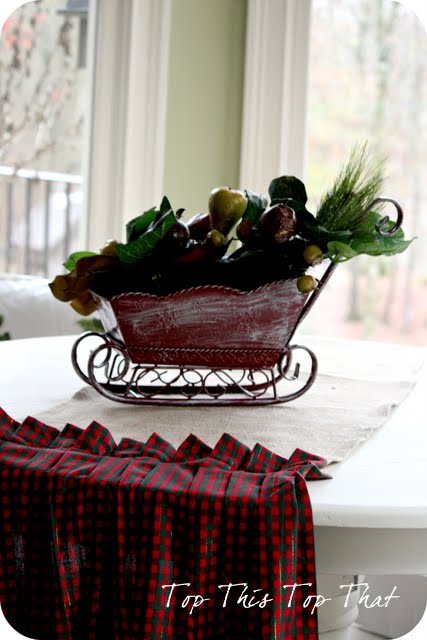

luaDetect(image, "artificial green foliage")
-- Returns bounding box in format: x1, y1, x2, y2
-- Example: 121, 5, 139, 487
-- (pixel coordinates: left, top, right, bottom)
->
116, 209, 176, 264
52, 143, 414, 310
126, 196, 173, 243
268, 175, 308, 205
324, 209, 414, 262
325, 241, 358, 262
77, 317, 104, 333
316, 143, 384, 234
63, 251, 97, 272
126, 207, 158, 243
349, 213, 414, 257
242, 190, 268, 225
0, 315, 10, 341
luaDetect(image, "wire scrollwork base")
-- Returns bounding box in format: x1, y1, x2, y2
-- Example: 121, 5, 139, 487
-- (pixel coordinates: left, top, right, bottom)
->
71, 332, 318, 406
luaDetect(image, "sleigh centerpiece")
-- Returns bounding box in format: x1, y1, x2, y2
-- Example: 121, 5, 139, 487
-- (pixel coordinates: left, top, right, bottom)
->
52, 147, 411, 405
71, 273, 331, 406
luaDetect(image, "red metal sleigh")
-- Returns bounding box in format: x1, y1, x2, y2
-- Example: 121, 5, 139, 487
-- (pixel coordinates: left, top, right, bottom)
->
71, 197, 403, 406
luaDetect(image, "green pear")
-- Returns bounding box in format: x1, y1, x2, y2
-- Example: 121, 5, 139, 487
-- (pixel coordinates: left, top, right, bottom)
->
303, 244, 323, 266
297, 275, 318, 294
208, 187, 247, 235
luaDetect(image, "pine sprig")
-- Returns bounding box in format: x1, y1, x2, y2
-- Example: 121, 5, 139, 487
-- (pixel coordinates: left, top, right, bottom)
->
316, 144, 385, 234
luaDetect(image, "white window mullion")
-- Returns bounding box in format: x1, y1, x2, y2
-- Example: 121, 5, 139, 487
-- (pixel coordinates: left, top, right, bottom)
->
82, 0, 131, 251
122, 0, 172, 224
240, 0, 312, 196
279, 0, 312, 181
82, 0, 171, 252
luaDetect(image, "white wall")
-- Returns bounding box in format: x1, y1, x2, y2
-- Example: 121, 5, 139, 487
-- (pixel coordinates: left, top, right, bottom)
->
163, 0, 247, 217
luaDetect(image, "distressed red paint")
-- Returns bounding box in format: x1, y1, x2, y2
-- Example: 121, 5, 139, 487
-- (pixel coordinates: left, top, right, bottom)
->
92, 279, 307, 368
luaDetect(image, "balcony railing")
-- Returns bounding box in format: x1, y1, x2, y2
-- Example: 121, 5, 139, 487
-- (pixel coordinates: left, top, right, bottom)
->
0, 165, 83, 278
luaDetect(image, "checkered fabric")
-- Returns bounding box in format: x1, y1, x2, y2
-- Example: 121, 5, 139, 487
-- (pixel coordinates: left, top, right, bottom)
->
0, 407, 330, 640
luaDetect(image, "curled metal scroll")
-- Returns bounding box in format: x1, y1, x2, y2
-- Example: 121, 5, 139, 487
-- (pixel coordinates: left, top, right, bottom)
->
71, 331, 112, 384
369, 196, 404, 236
71, 333, 319, 406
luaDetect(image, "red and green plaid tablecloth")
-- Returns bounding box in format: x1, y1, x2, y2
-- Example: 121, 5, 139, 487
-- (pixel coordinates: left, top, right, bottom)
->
0, 407, 329, 639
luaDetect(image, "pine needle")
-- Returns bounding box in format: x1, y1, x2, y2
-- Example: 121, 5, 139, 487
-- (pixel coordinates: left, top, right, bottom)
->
316, 143, 385, 234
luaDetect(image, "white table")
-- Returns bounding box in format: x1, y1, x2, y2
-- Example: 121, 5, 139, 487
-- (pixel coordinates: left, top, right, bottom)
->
1, 334, 427, 639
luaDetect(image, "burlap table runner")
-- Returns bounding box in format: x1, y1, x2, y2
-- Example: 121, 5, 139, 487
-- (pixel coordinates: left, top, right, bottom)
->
36, 337, 426, 464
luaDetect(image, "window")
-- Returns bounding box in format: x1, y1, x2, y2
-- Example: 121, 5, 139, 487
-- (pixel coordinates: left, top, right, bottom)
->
1, 0, 173, 276
240, 0, 426, 346
0, 0, 89, 277
2, 0, 425, 349
302, 0, 427, 345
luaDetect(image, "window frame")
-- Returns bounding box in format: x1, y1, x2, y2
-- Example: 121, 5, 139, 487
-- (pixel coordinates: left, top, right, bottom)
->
82, 0, 172, 251
83, 0, 312, 248
239, 0, 312, 194
238, 0, 426, 193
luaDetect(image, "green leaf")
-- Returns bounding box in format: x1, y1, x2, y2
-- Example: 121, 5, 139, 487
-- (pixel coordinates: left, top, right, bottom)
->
324, 216, 415, 261
116, 210, 176, 264
279, 197, 306, 212
295, 207, 318, 236
126, 207, 157, 242
77, 317, 104, 333
350, 231, 415, 257
63, 251, 97, 272
325, 241, 358, 262
341, 211, 415, 257
242, 189, 268, 225
268, 176, 308, 205
351, 209, 379, 237
159, 196, 172, 216
296, 207, 352, 245
126, 197, 174, 242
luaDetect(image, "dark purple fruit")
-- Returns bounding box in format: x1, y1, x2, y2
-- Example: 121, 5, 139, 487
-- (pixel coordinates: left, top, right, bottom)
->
258, 204, 296, 244
236, 219, 253, 243
158, 219, 190, 253
169, 242, 217, 266
187, 212, 212, 241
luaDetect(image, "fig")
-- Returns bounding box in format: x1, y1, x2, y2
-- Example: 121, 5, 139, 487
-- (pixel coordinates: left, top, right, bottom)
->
258, 204, 296, 244
168, 241, 217, 267
159, 242, 222, 291
208, 187, 247, 235
187, 212, 212, 241
236, 219, 253, 243
157, 219, 190, 253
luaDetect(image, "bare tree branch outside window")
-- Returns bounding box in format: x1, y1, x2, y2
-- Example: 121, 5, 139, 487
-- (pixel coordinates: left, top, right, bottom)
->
0, 0, 84, 173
